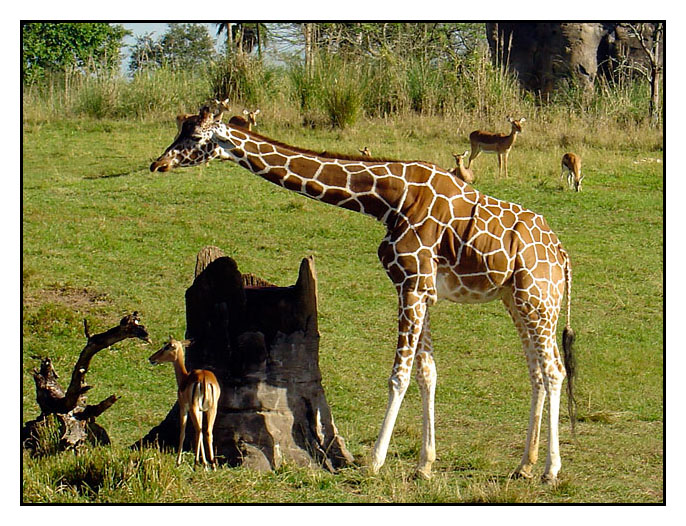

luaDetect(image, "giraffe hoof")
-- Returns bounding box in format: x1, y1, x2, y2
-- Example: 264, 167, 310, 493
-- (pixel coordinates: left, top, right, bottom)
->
541, 473, 559, 485
414, 468, 433, 480
512, 466, 534, 480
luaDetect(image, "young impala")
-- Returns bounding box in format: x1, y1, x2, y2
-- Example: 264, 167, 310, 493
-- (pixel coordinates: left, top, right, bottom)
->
449, 151, 475, 184
468, 116, 526, 177
149, 338, 221, 469
358, 146, 371, 157
560, 152, 584, 192
229, 109, 260, 131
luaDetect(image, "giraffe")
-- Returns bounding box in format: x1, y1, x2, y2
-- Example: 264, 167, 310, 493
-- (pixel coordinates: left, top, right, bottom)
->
150, 104, 577, 483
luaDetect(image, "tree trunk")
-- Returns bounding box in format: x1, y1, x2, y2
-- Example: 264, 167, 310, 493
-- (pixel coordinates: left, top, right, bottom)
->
22, 313, 151, 455
136, 247, 354, 472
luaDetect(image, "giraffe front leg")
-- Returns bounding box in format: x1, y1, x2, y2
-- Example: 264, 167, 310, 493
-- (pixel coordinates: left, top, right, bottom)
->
414, 316, 436, 480
370, 290, 428, 474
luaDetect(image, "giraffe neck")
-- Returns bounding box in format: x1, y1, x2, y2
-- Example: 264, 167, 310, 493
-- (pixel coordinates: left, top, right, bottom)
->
216, 126, 407, 222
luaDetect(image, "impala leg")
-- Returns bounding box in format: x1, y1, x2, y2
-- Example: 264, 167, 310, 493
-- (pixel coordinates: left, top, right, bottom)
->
370, 289, 428, 474
177, 406, 188, 466
414, 313, 436, 479
189, 406, 206, 467
205, 399, 219, 469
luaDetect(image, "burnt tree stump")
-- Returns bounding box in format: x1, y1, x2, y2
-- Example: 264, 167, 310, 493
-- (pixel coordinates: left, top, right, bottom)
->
22, 312, 151, 455
137, 248, 354, 472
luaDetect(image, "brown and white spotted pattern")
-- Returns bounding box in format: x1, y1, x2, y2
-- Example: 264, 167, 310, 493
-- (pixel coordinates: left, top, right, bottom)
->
150, 106, 577, 483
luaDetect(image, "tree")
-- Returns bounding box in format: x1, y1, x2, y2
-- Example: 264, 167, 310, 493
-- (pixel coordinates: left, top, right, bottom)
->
624, 23, 664, 126
22, 22, 129, 83
216, 23, 268, 57
127, 32, 164, 73
127, 23, 216, 74
160, 23, 217, 69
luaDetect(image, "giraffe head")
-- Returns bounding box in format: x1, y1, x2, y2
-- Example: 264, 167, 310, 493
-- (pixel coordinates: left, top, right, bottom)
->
150, 105, 236, 173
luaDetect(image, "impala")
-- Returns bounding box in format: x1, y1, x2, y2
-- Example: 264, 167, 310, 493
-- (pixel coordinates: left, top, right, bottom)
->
561, 152, 584, 192
468, 116, 526, 177
149, 338, 221, 468
449, 151, 475, 184
358, 146, 372, 157
229, 109, 260, 131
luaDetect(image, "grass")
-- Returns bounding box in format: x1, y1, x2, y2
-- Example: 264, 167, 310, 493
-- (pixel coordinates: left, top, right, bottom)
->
22, 112, 663, 503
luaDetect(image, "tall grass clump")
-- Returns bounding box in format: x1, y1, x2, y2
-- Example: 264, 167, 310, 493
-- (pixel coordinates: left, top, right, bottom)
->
316, 55, 366, 128
458, 46, 529, 119
22, 64, 212, 121
209, 52, 275, 109
120, 66, 212, 118
23, 444, 183, 503
361, 50, 409, 117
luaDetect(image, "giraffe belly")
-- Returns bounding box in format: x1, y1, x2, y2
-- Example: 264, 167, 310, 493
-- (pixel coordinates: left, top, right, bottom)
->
435, 268, 502, 304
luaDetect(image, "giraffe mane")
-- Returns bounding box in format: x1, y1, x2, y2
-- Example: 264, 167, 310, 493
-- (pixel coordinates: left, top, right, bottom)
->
227, 125, 403, 163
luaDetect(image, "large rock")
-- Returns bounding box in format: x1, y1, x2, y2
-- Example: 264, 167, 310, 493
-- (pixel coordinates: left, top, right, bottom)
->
486, 22, 663, 95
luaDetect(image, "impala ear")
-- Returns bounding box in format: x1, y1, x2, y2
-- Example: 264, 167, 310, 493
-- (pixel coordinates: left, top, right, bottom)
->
181, 339, 193, 348
243, 109, 249, 115
254, 109, 260, 115
462, 150, 469, 157
520, 117, 526, 123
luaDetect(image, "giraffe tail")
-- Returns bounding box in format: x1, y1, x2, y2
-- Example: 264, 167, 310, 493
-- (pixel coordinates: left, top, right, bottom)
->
561, 250, 577, 436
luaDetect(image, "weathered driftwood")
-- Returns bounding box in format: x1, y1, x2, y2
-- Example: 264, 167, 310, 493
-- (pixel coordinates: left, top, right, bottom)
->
137, 248, 354, 472
22, 312, 151, 455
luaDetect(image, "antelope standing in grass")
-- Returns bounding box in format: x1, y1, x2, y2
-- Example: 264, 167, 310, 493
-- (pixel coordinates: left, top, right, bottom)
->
449, 151, 475, 184
560, 153, 584, 192
468, 117, 526, 177
229, 109, 260, 131
359, 147, 372, 157
149, 338, 221, 469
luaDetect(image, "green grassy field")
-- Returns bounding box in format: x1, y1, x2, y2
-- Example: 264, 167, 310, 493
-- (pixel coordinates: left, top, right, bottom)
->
22, 115, 663, 503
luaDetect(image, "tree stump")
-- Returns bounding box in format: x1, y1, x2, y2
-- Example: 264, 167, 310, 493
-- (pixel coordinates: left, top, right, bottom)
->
137, 248, 354, 472
22, 313, 151, 455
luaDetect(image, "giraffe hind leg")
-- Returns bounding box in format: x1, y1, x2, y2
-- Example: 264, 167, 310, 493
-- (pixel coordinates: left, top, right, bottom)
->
503, 291, 544, 479
414, 313, 437, 479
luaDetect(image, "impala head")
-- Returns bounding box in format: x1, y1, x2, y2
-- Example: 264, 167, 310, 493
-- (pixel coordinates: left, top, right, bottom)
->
149, 337, 191, 365
150, 105, 237, 173
452, 151, 469, 167
508, 116, 526, 133
243, 108, 260, 127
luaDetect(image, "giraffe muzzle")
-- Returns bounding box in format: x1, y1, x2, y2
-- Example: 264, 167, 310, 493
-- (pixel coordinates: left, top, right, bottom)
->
150, 159, 172, 173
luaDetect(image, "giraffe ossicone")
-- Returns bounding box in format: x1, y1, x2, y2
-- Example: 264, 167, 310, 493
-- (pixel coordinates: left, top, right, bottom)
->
150, 103, 577, 483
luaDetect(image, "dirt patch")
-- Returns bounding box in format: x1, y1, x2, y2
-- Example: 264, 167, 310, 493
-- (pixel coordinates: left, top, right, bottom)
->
23, 284, 111, 312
